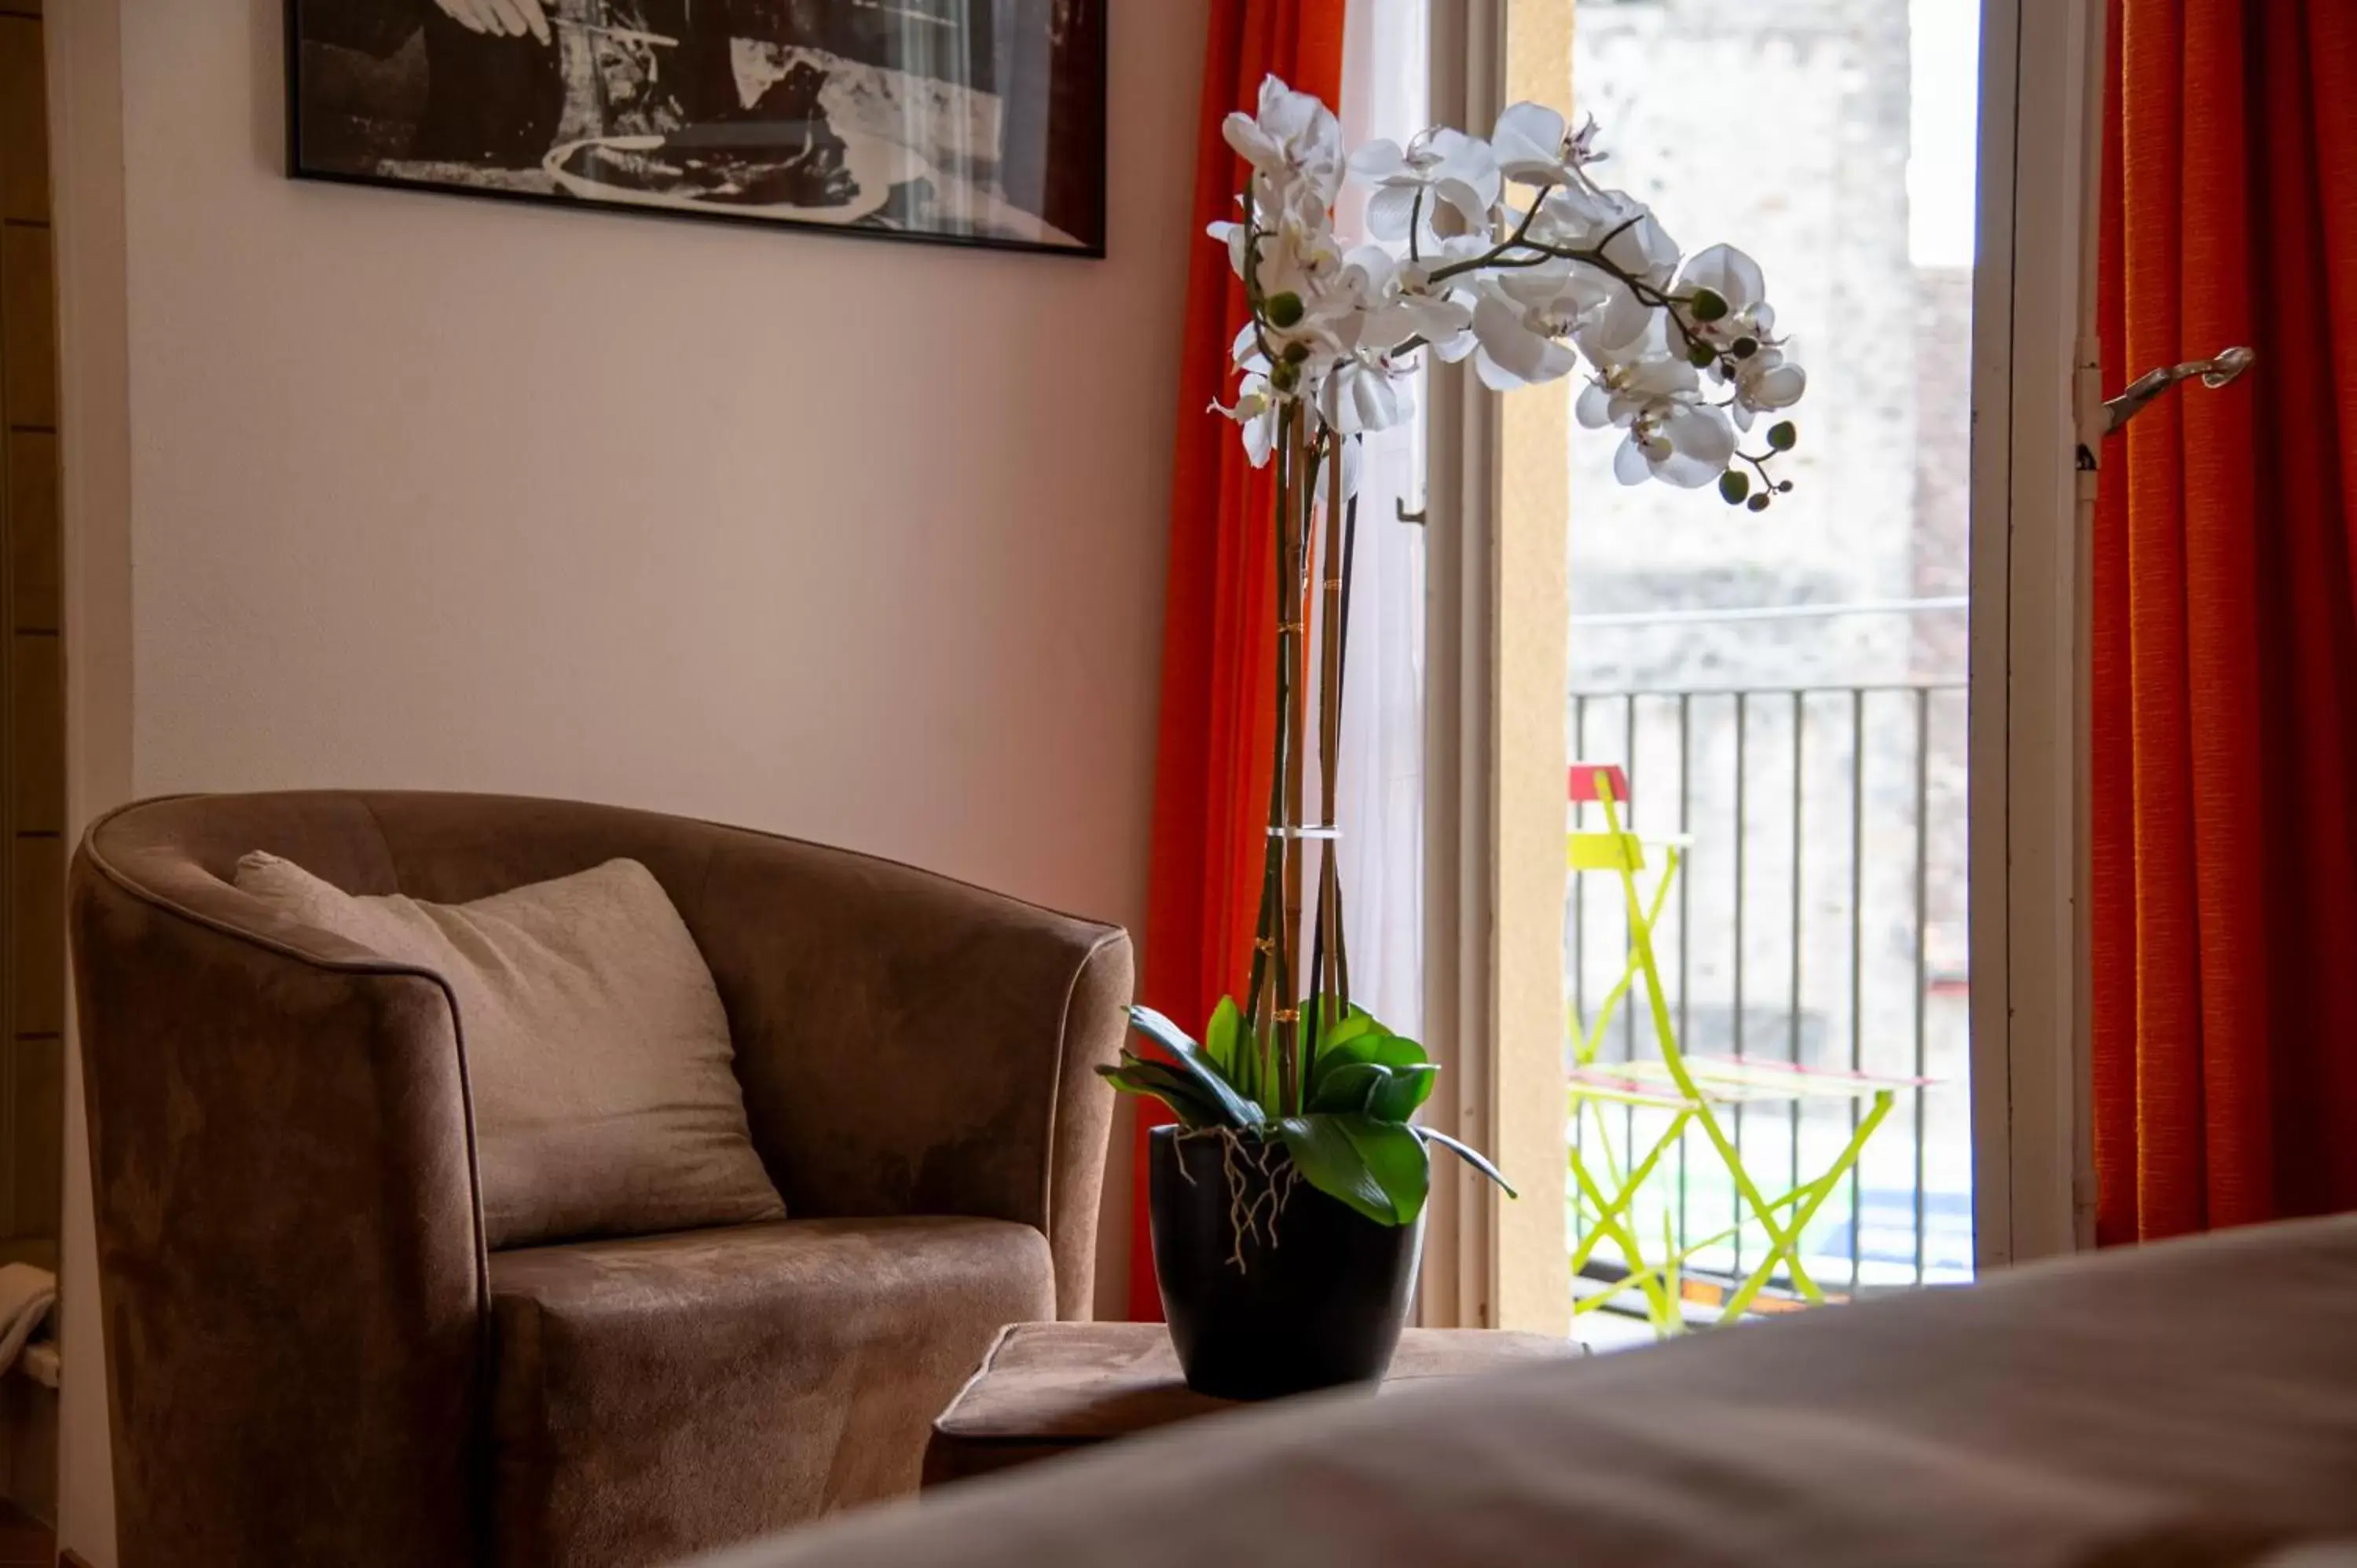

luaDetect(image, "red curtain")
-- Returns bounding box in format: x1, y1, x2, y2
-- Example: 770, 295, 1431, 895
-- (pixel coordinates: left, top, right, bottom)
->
1132, 0, 1347, 1321
2093, 0, 2357, 1243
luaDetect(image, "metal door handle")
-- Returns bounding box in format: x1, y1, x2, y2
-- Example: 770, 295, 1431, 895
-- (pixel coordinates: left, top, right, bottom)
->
2102, 346, 2256, 436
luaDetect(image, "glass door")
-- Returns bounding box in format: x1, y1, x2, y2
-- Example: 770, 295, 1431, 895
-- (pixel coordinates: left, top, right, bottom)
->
1482, 0, 1991, 1339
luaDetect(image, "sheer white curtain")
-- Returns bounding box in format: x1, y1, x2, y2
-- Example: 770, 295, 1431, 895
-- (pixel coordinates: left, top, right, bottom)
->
1332, 1, 1430, 1040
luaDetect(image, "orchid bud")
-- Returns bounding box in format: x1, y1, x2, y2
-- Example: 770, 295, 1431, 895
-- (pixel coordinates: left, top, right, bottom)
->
1689, 288, 1729, 322
1688, 342, 1716, 368
1768, 421, 1798, 451
1718, 471, 1750, 505
1266, 291, 1306, 328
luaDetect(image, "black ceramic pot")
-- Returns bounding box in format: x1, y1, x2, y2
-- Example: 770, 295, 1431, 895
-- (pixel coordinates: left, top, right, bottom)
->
1148, 1124, 1424, 1400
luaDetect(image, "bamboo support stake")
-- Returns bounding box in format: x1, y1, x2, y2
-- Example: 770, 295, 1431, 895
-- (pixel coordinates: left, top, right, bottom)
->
1332, 489, 1359, 1009
1244, 411, 1289, 1064
1319, 435, 1348, 1006
1307, 429, 1351, 1046
1276, 415, 1316, 1115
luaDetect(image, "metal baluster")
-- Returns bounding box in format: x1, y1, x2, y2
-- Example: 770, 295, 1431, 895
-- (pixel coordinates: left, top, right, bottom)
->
1732, 692, 1748, 1284
1622, 695, 1638, 1238
1848, 688, 1866, 1296
1912, 688, 1932, 1286
1571, 694, 1587, 1253
1788, 692, 1805, 1269
1623, 694, 1640, 1067
1573, 694, 1589, 1030
1677, 693, 1692, 1258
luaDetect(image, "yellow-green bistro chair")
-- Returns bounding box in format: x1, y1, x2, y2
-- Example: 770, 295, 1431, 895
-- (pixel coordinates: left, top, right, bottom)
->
1565, 763, 1926, 1336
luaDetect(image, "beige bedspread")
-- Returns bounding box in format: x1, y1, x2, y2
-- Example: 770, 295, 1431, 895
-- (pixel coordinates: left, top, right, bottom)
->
691, 1216, 2357, 1567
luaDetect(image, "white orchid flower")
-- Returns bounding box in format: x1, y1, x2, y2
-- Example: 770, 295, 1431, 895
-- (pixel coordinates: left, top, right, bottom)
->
1534, 187, 1681, 289
1241, 201, 1347, 345
1213, 367, 1282, 468
1732, 346, 1807, 426
1318, 352, 1417, 438
1261, 212, 1343, 305
1678, 243, 1767, 319
1569, 349, 1732, 489
1348, 128, 1501, 247
1491, 104, 1609, 186
1340, 245, 1475, 360
1469, 285, 1578, 391
1669, 244, 1806, 427
1574, 347, 1701, 431
1497, 263, 1651, 362
1676, 243, 1779, 361
1490, 102, 1578, 185
1468, 259, 1655, 392
1225, 76, 1347, 210
1209, 174, 1345, 312
1615, 401, 1739, 488
1208, 216, 1248, 280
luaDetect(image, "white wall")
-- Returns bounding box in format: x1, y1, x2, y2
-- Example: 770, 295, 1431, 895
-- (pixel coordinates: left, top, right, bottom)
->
53, 2, 1202, 1559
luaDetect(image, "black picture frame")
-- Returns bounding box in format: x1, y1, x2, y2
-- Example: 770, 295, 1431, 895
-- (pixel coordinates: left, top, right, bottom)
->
284, 2, 1108, 259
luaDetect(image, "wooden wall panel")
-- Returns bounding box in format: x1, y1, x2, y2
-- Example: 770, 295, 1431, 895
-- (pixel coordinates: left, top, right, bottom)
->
0, 0, 58, 1524
3, 1032, 53, 1236
0, 0, 61, 1271
5, 434, 52, 633
7, 636, 57, 837
0, 19, 46, 223
0, 227, 52, 431
7, 837, 59, 1044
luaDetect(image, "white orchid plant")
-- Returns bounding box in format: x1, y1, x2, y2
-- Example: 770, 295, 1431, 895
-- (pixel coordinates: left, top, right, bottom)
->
1105, 80, 1808, 1243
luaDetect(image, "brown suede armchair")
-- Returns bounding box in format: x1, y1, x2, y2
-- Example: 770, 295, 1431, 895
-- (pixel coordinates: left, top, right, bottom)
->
69, 791, 1132, 1568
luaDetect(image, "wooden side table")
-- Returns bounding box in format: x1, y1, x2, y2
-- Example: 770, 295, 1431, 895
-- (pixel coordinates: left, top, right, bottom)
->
924, 1321, 1583, 1487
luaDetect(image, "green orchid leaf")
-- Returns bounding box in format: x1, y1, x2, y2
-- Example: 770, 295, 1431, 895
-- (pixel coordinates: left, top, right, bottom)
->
1096, 1057, 1222, 1129
1127, 1006, 1264, 1128
1310, 1028, 1431, 1104
1308, 1060, 1390, 1116
1203, 995, 1243, 1080
1098, 1057, 1220, 1126
1275, 1114, 1396, 1225
1277, 1112, 1431, 1226
1340, 1114, 1430, 1225
1314, 1004, 1382, 1056
1366, 1062, 1439, 1123
1303, 1006, 1386, 1090
1413, 1126, 1519, 1199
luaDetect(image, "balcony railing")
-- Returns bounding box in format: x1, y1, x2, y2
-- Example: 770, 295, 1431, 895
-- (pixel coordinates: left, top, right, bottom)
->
1567, 681, 1973, 1315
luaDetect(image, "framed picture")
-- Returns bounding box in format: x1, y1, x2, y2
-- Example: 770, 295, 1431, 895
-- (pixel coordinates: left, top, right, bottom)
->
285, 2, 1108, 257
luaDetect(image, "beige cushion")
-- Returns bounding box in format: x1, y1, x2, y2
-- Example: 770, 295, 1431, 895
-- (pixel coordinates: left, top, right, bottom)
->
234, 852, 785, 1249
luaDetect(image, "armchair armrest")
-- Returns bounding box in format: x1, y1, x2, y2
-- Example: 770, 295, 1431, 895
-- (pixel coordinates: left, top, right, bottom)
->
684, 835, 1133, 1319
70, 833, 487, 1568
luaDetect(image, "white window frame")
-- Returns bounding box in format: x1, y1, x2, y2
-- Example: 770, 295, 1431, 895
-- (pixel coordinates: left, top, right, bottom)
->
1967, 0, 2104, 1266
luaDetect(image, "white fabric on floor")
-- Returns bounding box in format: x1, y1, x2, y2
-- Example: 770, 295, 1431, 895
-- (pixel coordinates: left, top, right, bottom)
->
0, 1262, 56, 1379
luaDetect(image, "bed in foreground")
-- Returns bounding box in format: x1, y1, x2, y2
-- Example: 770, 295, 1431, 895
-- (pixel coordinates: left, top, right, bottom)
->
689, 1215, 2357, 1568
